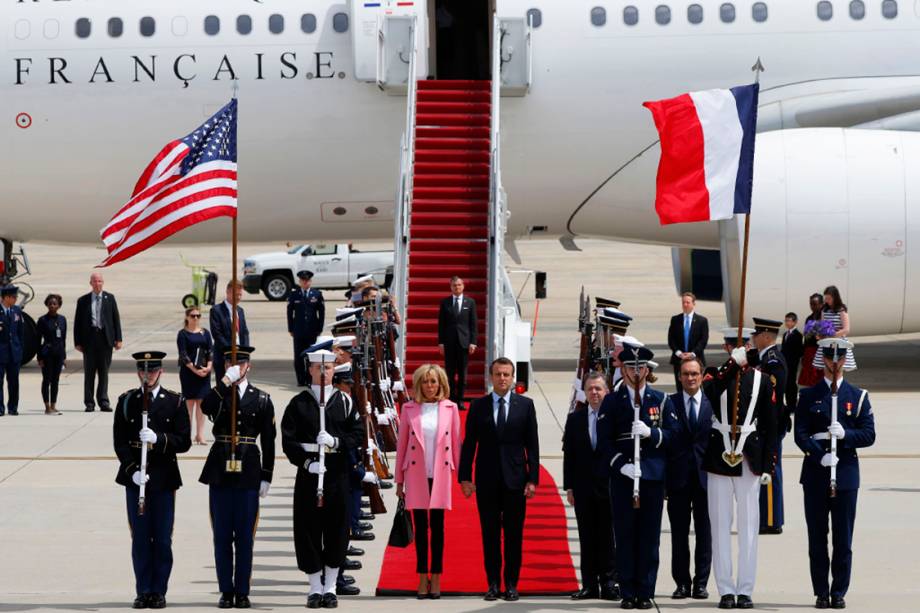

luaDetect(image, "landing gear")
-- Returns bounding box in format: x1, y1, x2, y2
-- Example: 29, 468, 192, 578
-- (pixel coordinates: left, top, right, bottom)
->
1, 238, 39, 365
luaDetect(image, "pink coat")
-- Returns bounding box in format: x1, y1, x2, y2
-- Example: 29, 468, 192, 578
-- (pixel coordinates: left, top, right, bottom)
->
394, 400, 461, 510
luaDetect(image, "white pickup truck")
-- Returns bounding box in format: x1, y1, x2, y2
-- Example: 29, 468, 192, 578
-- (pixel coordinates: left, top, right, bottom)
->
242, 243, 393, 301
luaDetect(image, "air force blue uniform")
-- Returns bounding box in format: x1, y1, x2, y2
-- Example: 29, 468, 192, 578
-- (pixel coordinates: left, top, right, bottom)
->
598, 384, 677, 602
287, 288, 325, 385
794, 379, 875, 600
0, 303, 25, 415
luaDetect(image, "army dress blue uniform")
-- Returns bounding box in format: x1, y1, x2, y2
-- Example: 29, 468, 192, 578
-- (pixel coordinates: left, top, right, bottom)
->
199, 346, 275, 607
597, 349, 677, 607
795, 372, 875, 606
288, 274, 325, 386
0, 287, 25, 416
112, 355, 190, 608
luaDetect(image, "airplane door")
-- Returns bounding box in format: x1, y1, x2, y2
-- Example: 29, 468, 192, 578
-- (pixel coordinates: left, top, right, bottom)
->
350, 0, 428, 81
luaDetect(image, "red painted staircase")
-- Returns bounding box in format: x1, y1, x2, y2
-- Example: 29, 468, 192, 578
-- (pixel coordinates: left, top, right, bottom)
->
404, 80, 491, 399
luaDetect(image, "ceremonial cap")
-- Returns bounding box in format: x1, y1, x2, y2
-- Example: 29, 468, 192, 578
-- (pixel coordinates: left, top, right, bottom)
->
613, 334, 643, 347
595, 297, 621, 309
304, 336, 334, 353
305, 349, 336, 363
331, 314, 358, 327
296, 270, 314, 280
0, 285, 18, 297
647, 360, 659, 370
352, 274, 375, 287
221, 345, 254, 361
333, 362, 354, 384
721, 327, 755, 343
617, 344, 655, 366
818, 337, 853, 359
333, 335, 356, 348
751, 317, 783, 335
132, 351, 166, 369
336, 307, 363, 320
603, 307, 632, 321
303, 336, 336, 363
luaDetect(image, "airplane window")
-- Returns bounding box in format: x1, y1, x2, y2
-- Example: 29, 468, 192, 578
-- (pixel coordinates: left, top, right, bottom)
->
205, 15, 220, 36
172, 16, 188, 36
752, 2, 768, 21
43, 19, 60, 39
882, 0, 898, 18
15, 19, 30, 40
269, 14, 285, 34
591, 7, 607, 26
140, 16, 156, 37
527, 8, 543, 28
623, 6, 639, 25
688, 4, 704, 24
301, 14, 317, 33
333, 12, 350, 32
76, 17, 91, 38
237, 15, 252, 35
108, 17, 123, 37
817, 1, 833, 20
720, 3, 736, 22
655, 5, 671, 24
849, 0, 865, 18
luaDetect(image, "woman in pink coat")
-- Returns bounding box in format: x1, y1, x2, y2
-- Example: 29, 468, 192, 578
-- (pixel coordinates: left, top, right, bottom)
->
395, 364, 461, 599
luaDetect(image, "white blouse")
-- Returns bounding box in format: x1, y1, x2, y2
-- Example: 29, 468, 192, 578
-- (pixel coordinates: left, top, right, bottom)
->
420, 402, 440, 478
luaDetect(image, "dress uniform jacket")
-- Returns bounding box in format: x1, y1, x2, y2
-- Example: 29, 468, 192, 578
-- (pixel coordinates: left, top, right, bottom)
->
113, 387, 191, 490
597, 384, 675, 481
199, 381, 276, 488
287, 287, 325, 340
0, 305, 25, 365
751, 345, 788, 529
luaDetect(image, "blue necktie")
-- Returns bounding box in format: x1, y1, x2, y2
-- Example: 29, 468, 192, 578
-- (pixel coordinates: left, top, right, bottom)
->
683, 315, 691, 352
497, 396, 506, 432
688, 396, 698, 431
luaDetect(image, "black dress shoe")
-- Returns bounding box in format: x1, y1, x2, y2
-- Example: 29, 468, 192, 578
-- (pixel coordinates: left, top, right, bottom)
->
484, 585, 501, 601
636, 598, 653, 610
336, 585, 360, 596
346, 545, 364, 557
8, 410, 18, 415
620, 597, 636, 609
718, 594, 736, 609
306, 594, 322, 609
84, 406, 95, 412
831, 596, 846, 609
759, 526, 783, 535
601, 584, 621, 601
504, 587, 520, 601
343, 558, 362, 571
350, 528, 375, 541
234, 594, 250, 609
132, 595, 148, 609
100, 405, 113, 412
340, 575, 355, 585
359, 512, 375, 521
321, 593, 338, 608
692, 585, 709, 599
571, 587, 600, 600
357, 521, 373, 531
815, 596, 830, 609
736, 594, 753, 609
218, 593, 234, 608
672, 585, 691, 599
379, 480, 394, 489
147, 594, 166, 609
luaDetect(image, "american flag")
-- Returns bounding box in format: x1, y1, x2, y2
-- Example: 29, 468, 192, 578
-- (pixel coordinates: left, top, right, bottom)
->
99, 99, 238, 267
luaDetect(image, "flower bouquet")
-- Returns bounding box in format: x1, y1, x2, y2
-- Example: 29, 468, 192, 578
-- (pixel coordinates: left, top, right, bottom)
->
804, 319, 836, 341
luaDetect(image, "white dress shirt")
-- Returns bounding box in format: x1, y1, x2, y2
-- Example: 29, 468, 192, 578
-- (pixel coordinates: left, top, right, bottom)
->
453, 294, 464, 312
420, 402, 439, 478
682, 389, 703, 422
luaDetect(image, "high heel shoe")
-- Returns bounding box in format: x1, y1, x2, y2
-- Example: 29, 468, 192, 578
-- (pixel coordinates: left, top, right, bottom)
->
417, 575, 430, 600
429, 574, 441, 599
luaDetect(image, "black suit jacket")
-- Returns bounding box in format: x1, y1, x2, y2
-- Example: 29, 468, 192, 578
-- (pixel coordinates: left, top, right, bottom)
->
438, 295, 477, 349
459, 393, 540, 491
74, 291, 123, 348
562, 406, 608, 497
668, 312, 709, 366
666, 392, 712, 493
781, 328, 804, 376
209, 302, 250, 352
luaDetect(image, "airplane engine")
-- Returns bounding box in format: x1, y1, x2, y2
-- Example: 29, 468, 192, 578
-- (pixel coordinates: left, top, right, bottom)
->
718, 128, 920, 335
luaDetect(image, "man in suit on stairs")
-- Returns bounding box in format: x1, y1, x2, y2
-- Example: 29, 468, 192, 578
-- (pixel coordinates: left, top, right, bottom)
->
438, 276, 477, 405
668, 292, 709, 391
459, 358, 540, 602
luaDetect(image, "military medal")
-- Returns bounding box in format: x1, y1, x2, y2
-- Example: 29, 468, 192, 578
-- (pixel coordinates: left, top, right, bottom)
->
846, 401, 852, 416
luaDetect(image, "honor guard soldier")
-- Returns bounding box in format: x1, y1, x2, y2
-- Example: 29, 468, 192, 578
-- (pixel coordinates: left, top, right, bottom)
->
288, 270, 325, 386
113, 352, 190, 609
749, 317, 789, 535
794, 340, 875, 610
702, 329, 778, 610
597, 344, 677, 610
281, 344, 364, 609
0, 285, 24, 416
200, 346, 276, 609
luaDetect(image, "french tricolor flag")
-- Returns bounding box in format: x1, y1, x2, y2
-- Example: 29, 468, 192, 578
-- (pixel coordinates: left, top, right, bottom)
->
643, 83, 759, 225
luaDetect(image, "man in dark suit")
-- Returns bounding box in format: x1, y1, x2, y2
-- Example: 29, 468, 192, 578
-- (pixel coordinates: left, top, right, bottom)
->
668, 292, 709, 391
666, 357, 712, 601
74, 272, 123, 412
438, 276, 477, 404
459, 357, 539, 602
0, 285, 25, 416
563, 372, 619, 601
781, 312, 804, 414
210, 280, 250, 383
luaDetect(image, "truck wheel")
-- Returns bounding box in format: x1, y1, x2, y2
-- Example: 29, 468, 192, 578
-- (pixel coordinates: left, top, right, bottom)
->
181, 294, 199, 308
263, 274, 292, 301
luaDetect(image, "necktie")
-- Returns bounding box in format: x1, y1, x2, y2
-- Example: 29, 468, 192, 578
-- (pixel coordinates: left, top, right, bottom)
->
589, 411, 597, 450
689, 396, 698, 430
455, 296, 461, 313
683, 314, 691, 352
497, 396, 506, 431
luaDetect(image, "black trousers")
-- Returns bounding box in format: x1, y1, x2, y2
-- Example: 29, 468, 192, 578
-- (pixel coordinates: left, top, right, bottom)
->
41, 354, 64, 403
413, 508, 445, 573
803, 487, 858, 598
83, 330, 113, 409
292, 336, 315, 387
672, 365, 684, 392
125, 487, 175, 597
785, 368, 800, 418
293, 472, 349, 574
476, 485, 526, 589
667, 472, 712, 589
573, 486, 616, 590
443, 343, 469, 403
610, 477, 665, 600
209, 486, 260, 596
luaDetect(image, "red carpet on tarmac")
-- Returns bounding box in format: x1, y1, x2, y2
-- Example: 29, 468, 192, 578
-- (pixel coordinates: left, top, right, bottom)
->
375, 463, 578, 596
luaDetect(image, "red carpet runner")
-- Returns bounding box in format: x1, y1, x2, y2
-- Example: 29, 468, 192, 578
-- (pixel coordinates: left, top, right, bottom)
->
375, 465, 578, 595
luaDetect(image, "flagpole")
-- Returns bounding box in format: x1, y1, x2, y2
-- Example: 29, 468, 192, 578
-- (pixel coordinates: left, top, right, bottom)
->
227, 81, 242, 473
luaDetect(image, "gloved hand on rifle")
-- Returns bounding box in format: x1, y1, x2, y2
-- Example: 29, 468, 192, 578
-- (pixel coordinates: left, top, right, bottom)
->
820, 453, 839, 467
362, 472, 378, 485
828, 421, 846, 440
619, 463, 636, 480
132, 471, 150, 487
139, 427, 157, 445
631, 420, 651, 439
731, 347, 748, 367
316, 430, 338, 449
306, 461, 326, 475
223, 365, 242, 385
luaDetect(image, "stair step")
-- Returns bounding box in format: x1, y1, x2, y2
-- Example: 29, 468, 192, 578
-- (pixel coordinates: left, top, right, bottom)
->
413, 186, 489, 200
407, 291, 487, 304
411, 211, 489, 226
411, 224, 488, 239
409, 250, 487, 265
411, 262, 487, 276
409, 280, 486, 295
414, 162, 491, 176
415, 137, 490, 151
409, 238, 488, 251
407, 319, 486, 333
417, 89, 491, 103
416, 126, 491, 140
416, 113, 491, 127
414, 149, 490, 164
412, 199, 488, 214
413, 174, 489, 188
417, 101, 491, 115
417, 79, 491, 91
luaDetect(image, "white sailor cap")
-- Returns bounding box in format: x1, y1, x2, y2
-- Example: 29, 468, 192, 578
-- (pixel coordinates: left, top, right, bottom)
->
328, 314, 357, 328
613, 334, 643, 347
306, 349, 336, 363
333, 335, 356, 348
335, 306, 364, 318
352, 274, 375, 287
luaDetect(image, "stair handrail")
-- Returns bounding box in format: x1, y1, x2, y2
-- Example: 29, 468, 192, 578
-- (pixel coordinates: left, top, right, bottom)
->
486, 14, 507, 377
390, 15, 418, 368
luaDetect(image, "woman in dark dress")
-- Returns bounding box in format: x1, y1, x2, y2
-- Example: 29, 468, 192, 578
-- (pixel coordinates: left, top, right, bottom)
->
799, 293, 824, 387
177, 306, 213, 444
36, 294, 66, 415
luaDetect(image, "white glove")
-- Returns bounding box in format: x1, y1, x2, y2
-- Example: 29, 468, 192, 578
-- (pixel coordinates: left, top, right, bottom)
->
619, 463, 636, 480
392, 380, 405, 392
631, 420, 651, 439
820, 453, 839, 467
376, 412, 391, 426
386, 407, 398, 419
259, 480, 271, 498
574, 390, 587, 404
828, 421, 846, 440
759, 473, 772, 485
380, 378, 391, 391
731, 347, 748, 367
362, 472, 378, 485
223, 365, 242, 384
139, 428, 157, 445
132, 471, 150, 487
306, 461, 326, 475
316, 430, 337, 449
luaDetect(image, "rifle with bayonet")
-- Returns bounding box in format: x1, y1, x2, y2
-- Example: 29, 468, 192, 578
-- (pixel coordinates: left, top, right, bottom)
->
351, 348, 388, 514
569, 288, 593, 413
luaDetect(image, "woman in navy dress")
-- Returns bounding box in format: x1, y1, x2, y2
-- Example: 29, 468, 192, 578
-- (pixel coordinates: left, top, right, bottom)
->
36, 293, 66, 415
177, 306, 213, 445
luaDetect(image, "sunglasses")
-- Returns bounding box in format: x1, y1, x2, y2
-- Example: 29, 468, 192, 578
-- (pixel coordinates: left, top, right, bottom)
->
189, 314, 201, 318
